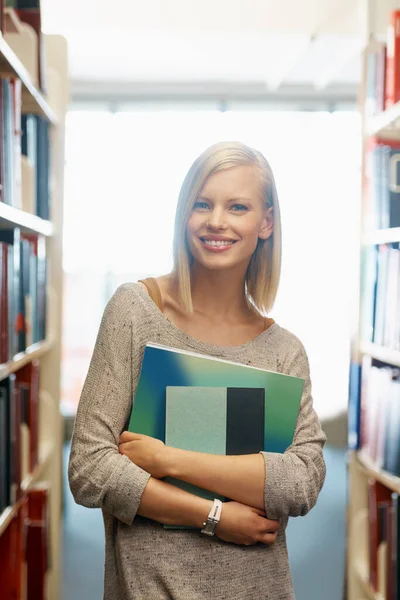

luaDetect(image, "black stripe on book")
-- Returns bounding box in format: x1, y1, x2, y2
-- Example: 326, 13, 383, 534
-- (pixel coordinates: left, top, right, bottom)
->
226, 388, 264, 455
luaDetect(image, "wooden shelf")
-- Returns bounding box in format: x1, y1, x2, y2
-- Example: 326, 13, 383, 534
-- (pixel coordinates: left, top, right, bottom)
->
366, 101, 400, 138
355, 560, 384, 600
21, 441, 54, 492
0, 202, 53, 236
356, 451, 400, 494
0, 338, 55, 382
0, 32, 56, 124
362, 228, 400, 246
359, 342, 400, 367
0, 504, 18, 536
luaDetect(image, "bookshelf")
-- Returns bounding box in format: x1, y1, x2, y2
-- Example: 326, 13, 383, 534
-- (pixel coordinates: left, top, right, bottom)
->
347, 9, 400, 600
0, 5, 68, 600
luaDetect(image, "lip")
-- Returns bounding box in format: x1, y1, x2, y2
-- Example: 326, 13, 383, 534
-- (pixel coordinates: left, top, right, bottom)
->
200, 235, 237, 242
198, 236, 238, 253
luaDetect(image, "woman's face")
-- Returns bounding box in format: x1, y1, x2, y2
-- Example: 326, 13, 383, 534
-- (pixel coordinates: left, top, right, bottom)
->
186, 164, 273, 273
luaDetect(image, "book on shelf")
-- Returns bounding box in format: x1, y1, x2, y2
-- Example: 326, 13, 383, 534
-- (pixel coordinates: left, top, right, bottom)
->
0, 362, 40, 515
0, 228, 47, 359
366, 480, 400, 600
364, 137, 400, 232
129, 343, 304, 454
358, 356, 400, 476
385, 10, 400, 109
358, 242, 400, 350
21, 114, 51, 219
348, 361, 362, 451
0, 485, 50, 600
0, 497, 27, 599
16, 359, 39, 474
365, 40, 387, 118
26, 484, 50, 599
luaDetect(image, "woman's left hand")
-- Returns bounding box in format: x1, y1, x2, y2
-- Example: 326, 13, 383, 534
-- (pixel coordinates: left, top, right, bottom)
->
119, 431, 170, 478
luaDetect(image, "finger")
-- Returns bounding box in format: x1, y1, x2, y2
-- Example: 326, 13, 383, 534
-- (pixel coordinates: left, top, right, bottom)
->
118, 442, 129, 454
264, 520, 280, 532
259, 531, 278, 545
119, 441, 134, 454
119, 431, 138, 443
252, 507, 266, 517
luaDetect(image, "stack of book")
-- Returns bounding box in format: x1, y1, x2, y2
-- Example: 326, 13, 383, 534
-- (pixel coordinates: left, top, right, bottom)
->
129, 343, 305, 525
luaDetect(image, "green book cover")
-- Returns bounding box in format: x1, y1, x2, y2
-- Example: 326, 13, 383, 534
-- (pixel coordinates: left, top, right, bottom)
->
129, 343, 304, 454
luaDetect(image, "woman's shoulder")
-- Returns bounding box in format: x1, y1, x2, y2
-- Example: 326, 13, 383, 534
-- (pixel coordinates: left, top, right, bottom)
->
264, 323, 309, 369
105, 282, 154, 320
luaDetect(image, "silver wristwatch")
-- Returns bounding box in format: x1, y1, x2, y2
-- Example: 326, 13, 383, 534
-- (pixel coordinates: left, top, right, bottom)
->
201, 499, 223, 537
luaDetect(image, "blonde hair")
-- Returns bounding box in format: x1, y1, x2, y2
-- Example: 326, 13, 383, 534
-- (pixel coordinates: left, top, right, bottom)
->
172, 141, 282, 315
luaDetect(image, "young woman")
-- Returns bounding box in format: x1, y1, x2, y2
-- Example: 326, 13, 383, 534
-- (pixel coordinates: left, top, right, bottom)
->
68, 141, 326, 600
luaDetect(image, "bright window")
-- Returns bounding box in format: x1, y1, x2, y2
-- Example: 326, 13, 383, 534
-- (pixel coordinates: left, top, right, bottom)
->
62, 107, 361, 420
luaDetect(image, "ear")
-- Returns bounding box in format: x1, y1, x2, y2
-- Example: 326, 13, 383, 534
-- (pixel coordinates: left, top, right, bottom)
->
258, 206, 274, 241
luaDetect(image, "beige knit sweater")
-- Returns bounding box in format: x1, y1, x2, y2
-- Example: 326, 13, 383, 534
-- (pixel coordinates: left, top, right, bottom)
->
68, 283, 326, 600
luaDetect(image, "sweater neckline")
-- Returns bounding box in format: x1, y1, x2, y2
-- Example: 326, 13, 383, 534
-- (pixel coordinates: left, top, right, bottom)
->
134, 283, 277, 356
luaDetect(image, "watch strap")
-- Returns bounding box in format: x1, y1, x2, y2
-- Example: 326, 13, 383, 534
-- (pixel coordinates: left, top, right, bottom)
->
201, 499, 223, 537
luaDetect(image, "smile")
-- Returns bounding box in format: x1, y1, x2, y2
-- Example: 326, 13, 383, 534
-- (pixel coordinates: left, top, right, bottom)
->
199, 237, 237, 252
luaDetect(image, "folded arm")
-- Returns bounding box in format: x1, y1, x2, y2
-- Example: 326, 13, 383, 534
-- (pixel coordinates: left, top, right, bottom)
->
121, 335, 326, 520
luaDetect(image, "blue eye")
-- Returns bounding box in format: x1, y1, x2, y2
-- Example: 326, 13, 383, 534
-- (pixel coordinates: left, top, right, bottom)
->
193, 201, 209, 210
231, 204, 248, 212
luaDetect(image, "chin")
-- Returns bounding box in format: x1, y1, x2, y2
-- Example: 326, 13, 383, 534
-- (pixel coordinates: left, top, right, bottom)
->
191, 252, 250, 273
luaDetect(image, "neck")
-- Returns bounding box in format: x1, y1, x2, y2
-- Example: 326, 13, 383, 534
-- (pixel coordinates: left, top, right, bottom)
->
188, 263, 250, 320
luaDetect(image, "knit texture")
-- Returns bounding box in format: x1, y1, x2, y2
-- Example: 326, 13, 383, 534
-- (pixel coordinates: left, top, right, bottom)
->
68, 283, 326, 600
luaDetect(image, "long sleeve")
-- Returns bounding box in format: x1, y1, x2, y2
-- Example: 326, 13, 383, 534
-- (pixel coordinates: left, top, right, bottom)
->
68, 284, 151, 525
261, 336, 326, 520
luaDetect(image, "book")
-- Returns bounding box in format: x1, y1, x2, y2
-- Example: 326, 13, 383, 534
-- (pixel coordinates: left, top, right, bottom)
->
165, 386, 265, 497
128, 343, 304, 454
368, 479, 393, 591
164, 386, 265, 528
385, 10, 400, 109
26, 485, 50, 599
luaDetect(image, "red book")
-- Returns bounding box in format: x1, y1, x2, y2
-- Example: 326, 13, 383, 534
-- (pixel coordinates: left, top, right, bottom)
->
26, 486, 50, 600
0, 242, 8, 364
385, 10, 400, 108
0, 498, 28, 599
15, 360, 39, 472
368, 480, 393, 591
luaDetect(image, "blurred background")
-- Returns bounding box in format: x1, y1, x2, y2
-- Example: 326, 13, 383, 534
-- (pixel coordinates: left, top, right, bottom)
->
58, 2, 361, 598
2, 0, 400, 599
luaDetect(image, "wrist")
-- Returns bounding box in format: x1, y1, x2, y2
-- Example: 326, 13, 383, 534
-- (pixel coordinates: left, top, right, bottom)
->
201, 498, 223, 536
195, 499, 214, 529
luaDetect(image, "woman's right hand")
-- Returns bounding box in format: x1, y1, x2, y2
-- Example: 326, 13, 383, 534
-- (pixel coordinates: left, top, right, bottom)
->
215, 500, 280, 546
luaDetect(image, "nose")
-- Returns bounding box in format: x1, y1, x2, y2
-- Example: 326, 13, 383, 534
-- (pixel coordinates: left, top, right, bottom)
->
207, 207, 227, 230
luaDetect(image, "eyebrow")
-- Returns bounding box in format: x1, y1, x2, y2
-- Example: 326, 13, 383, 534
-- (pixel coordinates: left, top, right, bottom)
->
198, 196, 253, 203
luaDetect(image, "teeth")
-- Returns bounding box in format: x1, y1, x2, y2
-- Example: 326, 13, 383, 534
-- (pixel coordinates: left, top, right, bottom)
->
203, 239, 234, 247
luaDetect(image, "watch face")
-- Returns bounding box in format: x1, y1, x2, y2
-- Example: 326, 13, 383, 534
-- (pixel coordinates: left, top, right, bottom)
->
201, 520, 216, 536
